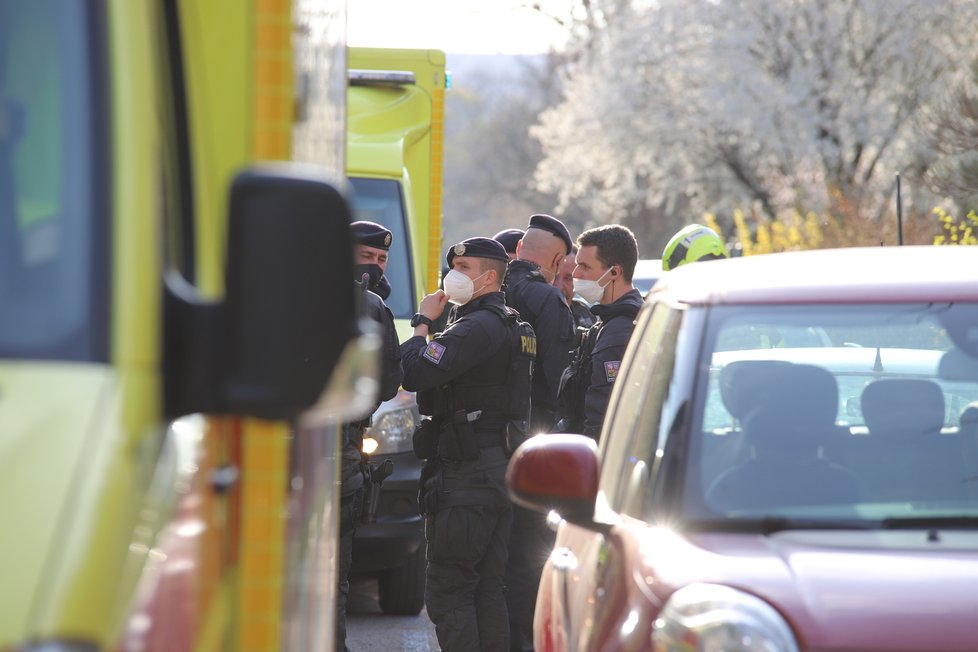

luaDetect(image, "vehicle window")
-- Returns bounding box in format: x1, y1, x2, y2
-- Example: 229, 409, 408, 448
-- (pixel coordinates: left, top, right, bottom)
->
598, 303, 682, 515
683, 303, 978, 525
159, 0, 196, 282
347, 177, 416, 318
0, 1, 109, 362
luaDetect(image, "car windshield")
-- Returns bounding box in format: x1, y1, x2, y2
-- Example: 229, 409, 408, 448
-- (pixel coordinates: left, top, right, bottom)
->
0, 1, 107, 362
348, 177, 417, 319
683, 302, 978, 527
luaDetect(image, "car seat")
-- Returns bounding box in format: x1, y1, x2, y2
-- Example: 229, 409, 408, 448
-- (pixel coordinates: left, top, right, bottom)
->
707, 360, 858, 511
858, 379, 965, 502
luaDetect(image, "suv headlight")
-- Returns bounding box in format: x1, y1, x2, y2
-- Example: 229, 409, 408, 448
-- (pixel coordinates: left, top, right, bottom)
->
363, 389, 419, 455
652, 584, 799, 652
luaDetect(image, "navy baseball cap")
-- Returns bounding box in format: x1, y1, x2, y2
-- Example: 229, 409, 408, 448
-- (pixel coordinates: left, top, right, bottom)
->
527, 213, 572, 255
351, 220, 393, 250
446, 237, 510, 266
492, 228, 524, 254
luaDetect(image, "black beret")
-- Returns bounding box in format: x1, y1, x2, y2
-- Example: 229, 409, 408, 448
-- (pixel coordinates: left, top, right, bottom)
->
492, 228, 524, 254
526, 213, 572, 255
350, 220, 393, 250
446, 237, 510, 266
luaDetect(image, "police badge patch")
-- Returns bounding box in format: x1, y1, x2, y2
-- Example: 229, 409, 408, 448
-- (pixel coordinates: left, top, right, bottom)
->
604, 360, 620, 383
423, 341, 446, 364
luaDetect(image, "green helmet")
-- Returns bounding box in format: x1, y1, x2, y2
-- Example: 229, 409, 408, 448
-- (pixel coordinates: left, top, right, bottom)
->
661, 224, 729, 271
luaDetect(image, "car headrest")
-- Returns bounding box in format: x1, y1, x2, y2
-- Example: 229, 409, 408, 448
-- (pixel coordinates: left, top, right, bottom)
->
720, 360, 838, 426
861, 379, 945, 436
959, 401, 978, 434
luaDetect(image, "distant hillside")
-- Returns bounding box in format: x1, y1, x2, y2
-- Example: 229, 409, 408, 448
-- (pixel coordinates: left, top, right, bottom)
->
446, 53, 548, 94
439, 53, 570, 247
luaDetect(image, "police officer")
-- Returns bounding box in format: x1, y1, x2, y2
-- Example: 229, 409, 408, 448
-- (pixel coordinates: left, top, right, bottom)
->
352, 219, 394, 300
492, 227, 525, 262
661, 223, 730, 271
554, 245, 596, 330
503, 214, 575, 431
556, 224, 643, 439
337, 220, 403, 652
502, 213, 575, 652
403, 237, 535, 652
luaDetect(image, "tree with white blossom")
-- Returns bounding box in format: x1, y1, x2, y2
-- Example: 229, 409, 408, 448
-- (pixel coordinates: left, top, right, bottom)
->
533, 0, 978, 249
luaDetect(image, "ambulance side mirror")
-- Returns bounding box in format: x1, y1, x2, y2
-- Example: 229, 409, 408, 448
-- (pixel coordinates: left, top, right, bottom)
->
164, 165, 360, 420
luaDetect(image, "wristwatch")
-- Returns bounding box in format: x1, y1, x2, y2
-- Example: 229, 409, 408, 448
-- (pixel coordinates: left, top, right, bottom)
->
410, 313, 433, 328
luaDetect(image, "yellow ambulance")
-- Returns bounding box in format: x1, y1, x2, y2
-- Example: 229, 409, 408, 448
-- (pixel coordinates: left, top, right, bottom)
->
344, 47, 446, 614
0, 1, 371, 650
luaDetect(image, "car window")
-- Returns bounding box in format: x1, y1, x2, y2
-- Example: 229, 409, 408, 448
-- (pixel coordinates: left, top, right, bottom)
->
683, 303, 978, 524
0, 1, 109, 361
348, 176, 417, 318
598, 303, 682, 516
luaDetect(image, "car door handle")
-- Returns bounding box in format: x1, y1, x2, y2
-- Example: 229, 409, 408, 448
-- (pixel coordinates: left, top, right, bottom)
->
551, 546, 577, 573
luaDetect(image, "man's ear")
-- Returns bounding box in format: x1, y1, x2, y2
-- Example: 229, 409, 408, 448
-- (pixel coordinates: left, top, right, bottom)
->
551, 251, 564, 273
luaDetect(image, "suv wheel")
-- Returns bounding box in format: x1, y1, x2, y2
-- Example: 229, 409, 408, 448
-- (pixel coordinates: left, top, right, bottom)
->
378, 544, 426, 615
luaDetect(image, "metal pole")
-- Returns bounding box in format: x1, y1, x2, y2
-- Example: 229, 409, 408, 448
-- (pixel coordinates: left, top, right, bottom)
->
896, 173, 904, 246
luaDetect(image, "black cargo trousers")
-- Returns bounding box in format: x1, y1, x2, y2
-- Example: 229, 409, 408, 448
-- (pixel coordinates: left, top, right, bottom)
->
336, 424, 366, 652
423, 443, 513, 652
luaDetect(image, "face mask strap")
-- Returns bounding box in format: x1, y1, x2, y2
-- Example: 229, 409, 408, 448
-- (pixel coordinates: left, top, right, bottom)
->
470, 269, 493, 299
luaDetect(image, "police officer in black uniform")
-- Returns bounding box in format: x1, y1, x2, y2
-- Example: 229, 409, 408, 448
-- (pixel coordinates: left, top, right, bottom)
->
503, 214, 575, 432
403, 237, 535, 652
557, 224, 643, 439
337, 221, 404, 652
502, 213, 575, 651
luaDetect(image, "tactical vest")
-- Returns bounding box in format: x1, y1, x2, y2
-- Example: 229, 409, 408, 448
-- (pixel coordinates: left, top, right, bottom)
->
556, 321, 606, 430
417, 305, 533, 419
452, 303, 535, 423
556, 300, 641, 432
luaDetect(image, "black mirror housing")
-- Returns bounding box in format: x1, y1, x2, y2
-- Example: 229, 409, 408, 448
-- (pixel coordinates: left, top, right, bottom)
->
164, 165, 358, 420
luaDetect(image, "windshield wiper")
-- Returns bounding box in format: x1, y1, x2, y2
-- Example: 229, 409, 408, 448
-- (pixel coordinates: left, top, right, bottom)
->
687, 517, 873, 535
880, 516, 978, 530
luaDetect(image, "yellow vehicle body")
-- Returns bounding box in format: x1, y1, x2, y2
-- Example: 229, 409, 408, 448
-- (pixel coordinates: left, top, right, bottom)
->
343, 48, 446, 614
0, 1, 367, 651
347, 47, 446, 316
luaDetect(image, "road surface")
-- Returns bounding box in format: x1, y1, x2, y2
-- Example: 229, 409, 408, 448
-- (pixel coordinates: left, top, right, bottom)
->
346, 575, 439, 651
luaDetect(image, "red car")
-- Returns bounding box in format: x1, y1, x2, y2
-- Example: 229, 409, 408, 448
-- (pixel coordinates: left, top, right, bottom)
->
508, 246, 978, 652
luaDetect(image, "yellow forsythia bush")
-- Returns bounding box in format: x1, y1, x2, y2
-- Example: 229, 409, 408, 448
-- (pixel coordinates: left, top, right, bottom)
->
933, 207, 978, 245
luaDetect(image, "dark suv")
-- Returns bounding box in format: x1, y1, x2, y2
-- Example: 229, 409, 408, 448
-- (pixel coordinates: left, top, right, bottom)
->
352, 390, 425, 614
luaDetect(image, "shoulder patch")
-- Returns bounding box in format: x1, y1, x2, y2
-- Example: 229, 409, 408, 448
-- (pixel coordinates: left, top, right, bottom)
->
603, 360, 620, 383
423, 341, 447, 365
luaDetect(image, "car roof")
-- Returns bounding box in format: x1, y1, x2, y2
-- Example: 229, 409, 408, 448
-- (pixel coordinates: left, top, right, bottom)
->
649, 246, 978, 305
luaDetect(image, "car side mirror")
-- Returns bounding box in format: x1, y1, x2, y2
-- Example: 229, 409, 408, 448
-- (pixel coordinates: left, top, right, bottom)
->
506, 434, 604, 530
164, 165, 361, 421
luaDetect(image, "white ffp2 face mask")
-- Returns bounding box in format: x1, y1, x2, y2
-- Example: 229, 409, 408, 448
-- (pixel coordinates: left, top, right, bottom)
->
444, 269, 489, 305
573, 267, 613, 304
